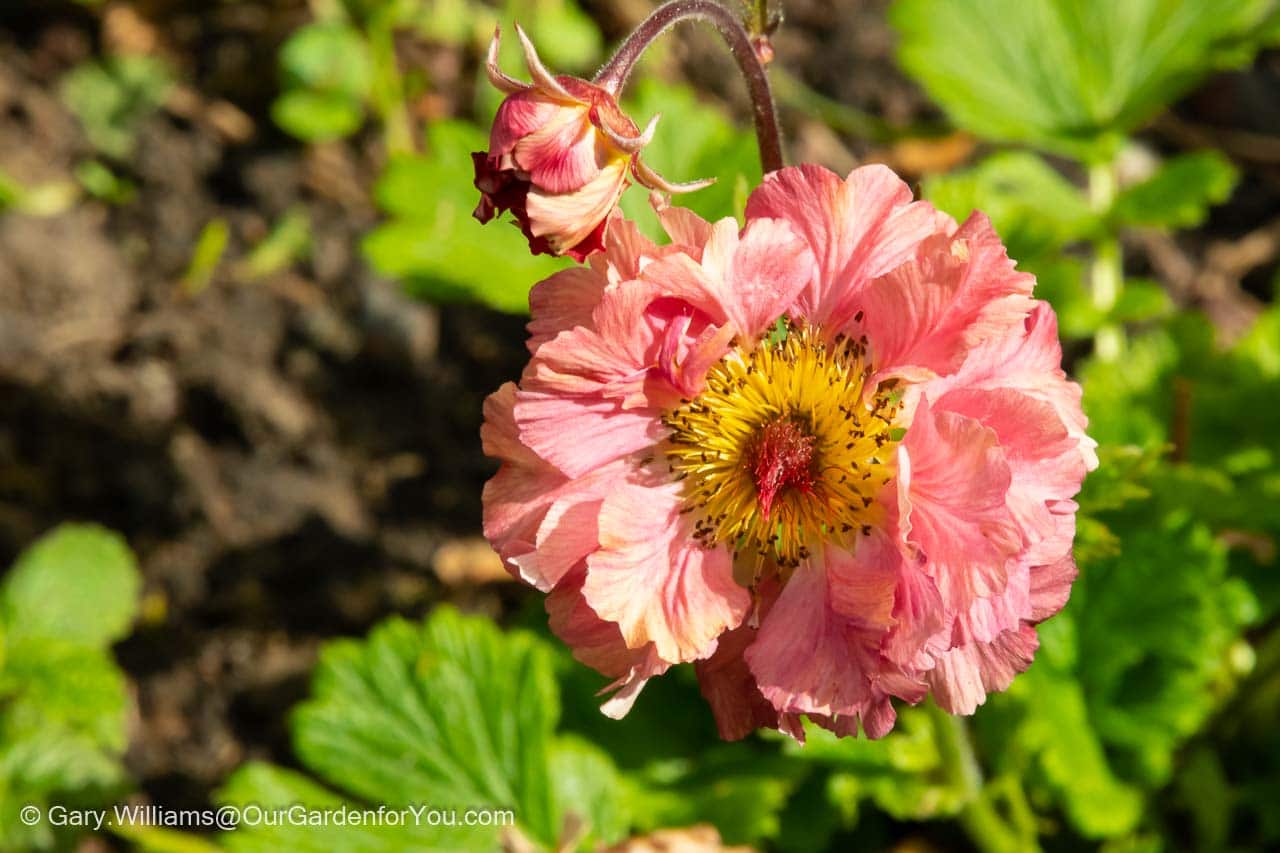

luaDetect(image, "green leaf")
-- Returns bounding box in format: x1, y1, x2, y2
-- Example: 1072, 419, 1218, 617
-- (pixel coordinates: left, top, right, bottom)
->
0, 525, 140, 851
923, 151, 1095, 260
60, 55, 173, 158
783, 708, 966, 823
1110, 278, 1173, 324
363, 121, 569, 313
626, 749, 804, 846
181, 218, 231, 297
218, 763, 452, 852
1111, 151, 1238, 228
975, 484, 1257, 839
272, 91, 367, 142
1, 638, 129, 755
235, 207, 311, 280
892, 0, 1275, 160
218, 607, 627, 851
1, 523, 141, 647
280, 23, 373, 99
993, 667, 1146, 837
74, 159, 136, 205
273, 23, 372, 141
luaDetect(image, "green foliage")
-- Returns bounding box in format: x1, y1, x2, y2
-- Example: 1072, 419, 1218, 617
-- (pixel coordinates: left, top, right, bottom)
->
626, 749, 804, 846
924, 150, 1224, 340
892, 0, 1276, 162
234, 207, 312, 281
1111, 151, 1239, 228
954, 308, 1278, 843
181, 219, 231, 296
0, 525, 141, 850
2, 524, 141, 646
783, 709, 966, 823
218, 607, 627, 851
0, 169, 79, 217
923, 151, 1097, 261
974, 494, 1255, 840
362, 121, 569, 313
273, 23, 373, 142
74, 160, 136, 205
61, 55, 173, 159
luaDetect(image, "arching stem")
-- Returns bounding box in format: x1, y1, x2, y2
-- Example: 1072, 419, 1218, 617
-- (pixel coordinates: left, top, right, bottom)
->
593, 0, 784, 174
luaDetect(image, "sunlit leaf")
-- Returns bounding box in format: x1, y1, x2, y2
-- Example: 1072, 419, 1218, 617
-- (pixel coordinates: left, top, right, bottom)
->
893, 0, 1275, 160
1111, 151, 1238, 228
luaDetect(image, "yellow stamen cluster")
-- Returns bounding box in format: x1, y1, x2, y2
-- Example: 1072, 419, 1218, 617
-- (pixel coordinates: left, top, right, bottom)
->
661, 322, 901, 572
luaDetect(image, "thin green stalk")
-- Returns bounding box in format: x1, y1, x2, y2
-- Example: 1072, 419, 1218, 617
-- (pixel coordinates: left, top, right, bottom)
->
927, 702, 1038, 853
368, 13, 414, 156
1088, 160, 1124, 361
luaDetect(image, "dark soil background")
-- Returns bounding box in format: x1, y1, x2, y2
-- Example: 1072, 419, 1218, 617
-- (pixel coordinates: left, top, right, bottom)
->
1, 0, 1278, 829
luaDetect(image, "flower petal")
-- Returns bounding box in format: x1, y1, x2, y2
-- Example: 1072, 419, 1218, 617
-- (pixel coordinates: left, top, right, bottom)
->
745, 164, 944, 327
514, 390, 663, 478
853, 213, 1035, 382
638, 216, 813, 340
526, 160, 629, 254
526, 266, 608, 352
745, 558, 881, 720
583, 475, 749, 662
898, 397, 1021, 609
928, 623, 1039, 715
546, 565, 669, 718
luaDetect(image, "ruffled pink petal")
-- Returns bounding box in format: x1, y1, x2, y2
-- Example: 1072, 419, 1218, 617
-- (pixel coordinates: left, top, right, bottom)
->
898, 398, 1021, 610
514, 390, 664, 478
490, 93, 563, 156
949, 561, 1031, 646
637, 216, 813, 340
853, 213, 1035, 383
583, 474, 749, 662
655, 199, 714, 256
587, 215, 661, 283
745, 558, 881, 720
521, 495, 602, 591
522, 321, 652, 401
936, 387, 1086, 565
744, 164, 944, 327
928, 623, 1040, 715
525, 276, 723, 410
825, 536, 899, 628
481, 384, 567, 576
932, 302, 1097, 472
695, 577, 806, 741
882, 557, 949, 671
483, 384, 637, 591
1029, 550, 1078, 621
512, 103, 600, 194
526, 160, 629, 255
650, 315, 736, 403
527, 266, 608, 353
546, 565, 669, 718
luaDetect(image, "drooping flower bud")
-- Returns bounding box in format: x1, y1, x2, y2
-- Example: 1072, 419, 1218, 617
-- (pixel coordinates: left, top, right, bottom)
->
473, 26, 710, 262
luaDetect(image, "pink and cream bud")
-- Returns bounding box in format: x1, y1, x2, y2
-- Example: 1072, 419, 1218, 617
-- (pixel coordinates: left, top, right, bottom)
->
473, 26, 710, 262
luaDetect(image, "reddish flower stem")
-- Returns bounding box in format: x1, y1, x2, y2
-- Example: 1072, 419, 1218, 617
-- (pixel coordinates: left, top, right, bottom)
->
593, 0, 784, 174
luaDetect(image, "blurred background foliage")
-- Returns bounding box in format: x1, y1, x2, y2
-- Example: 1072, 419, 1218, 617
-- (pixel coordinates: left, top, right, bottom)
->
1, 0, 1279, 851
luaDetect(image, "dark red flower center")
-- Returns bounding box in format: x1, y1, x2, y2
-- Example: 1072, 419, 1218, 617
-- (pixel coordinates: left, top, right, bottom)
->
746, 416, 817, 519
